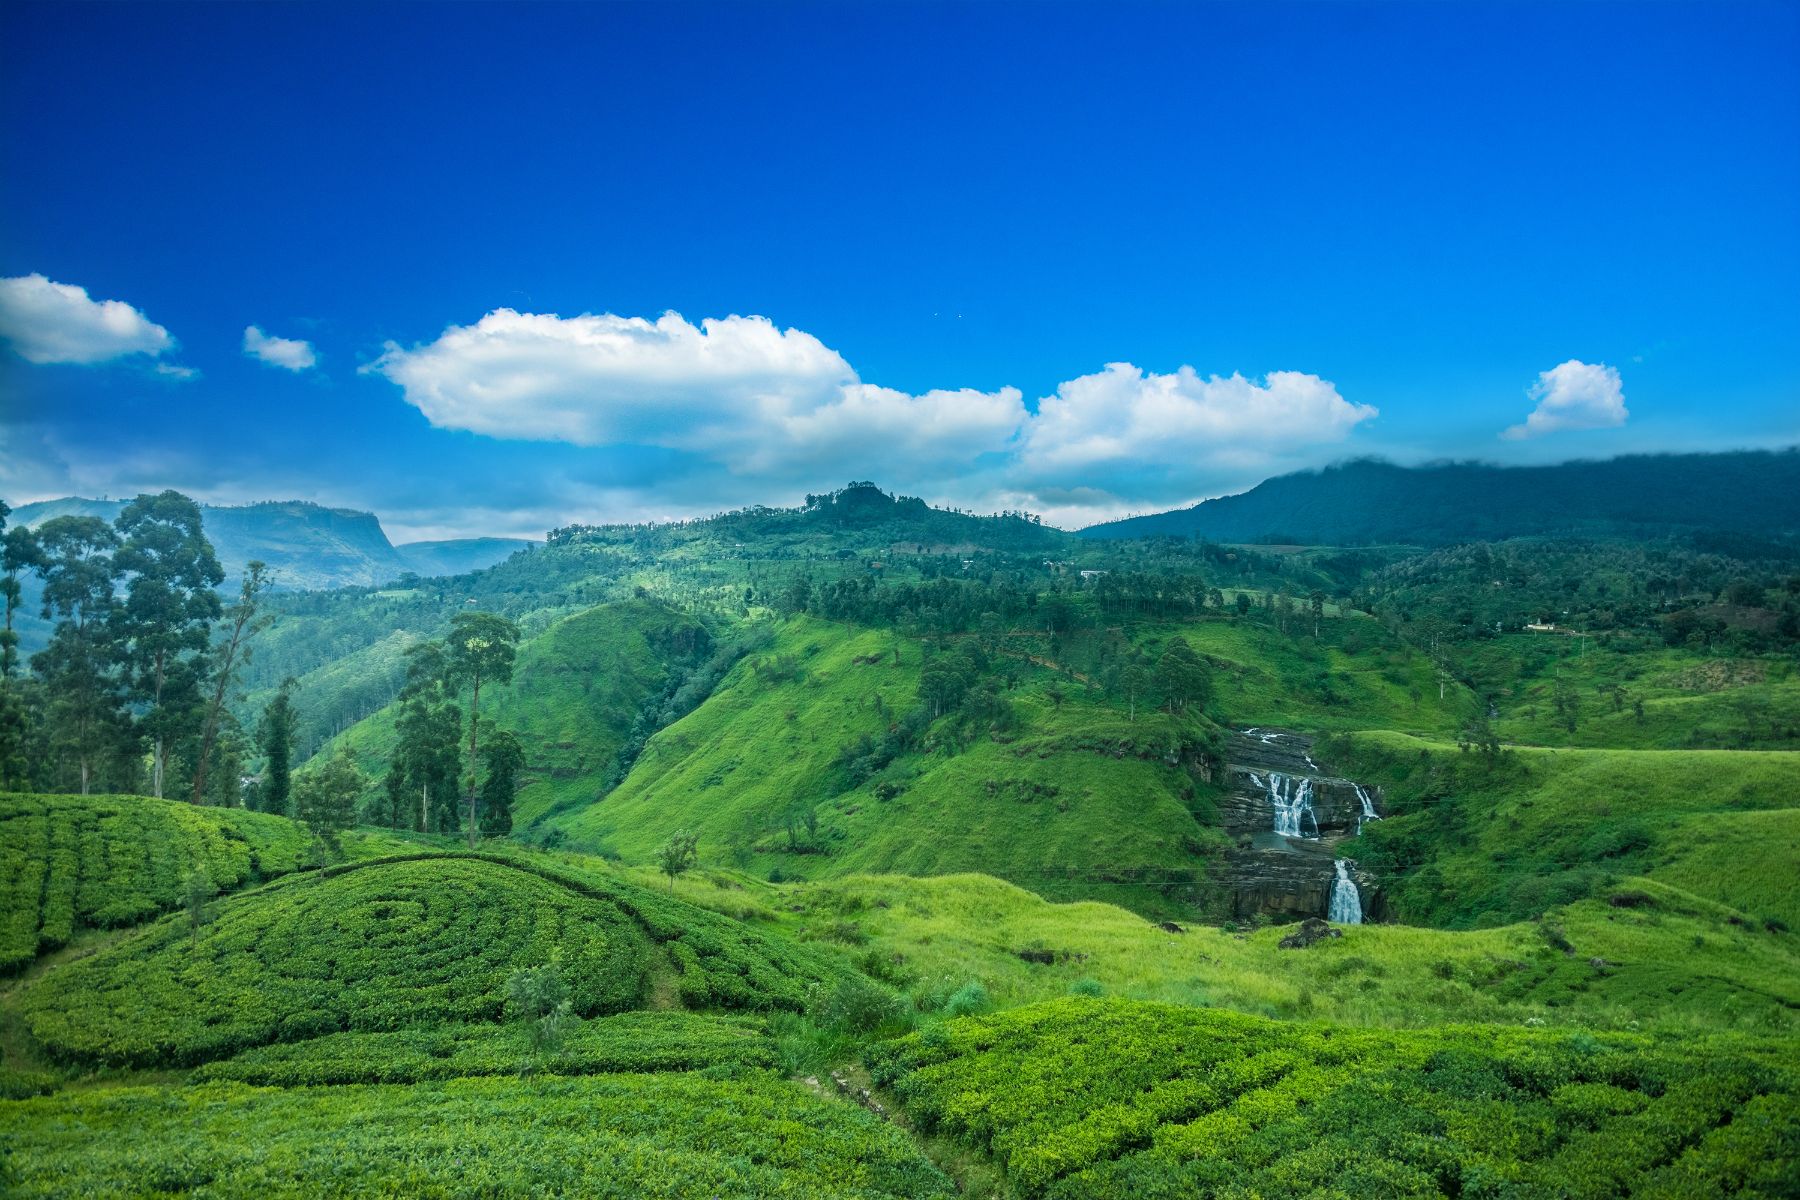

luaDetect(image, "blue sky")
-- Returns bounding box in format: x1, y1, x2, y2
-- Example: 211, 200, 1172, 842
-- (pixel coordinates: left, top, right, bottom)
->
2, 0, 1796, 538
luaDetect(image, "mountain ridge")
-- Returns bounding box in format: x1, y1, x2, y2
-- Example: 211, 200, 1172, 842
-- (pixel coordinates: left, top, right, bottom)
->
1079, 448, 1800, 544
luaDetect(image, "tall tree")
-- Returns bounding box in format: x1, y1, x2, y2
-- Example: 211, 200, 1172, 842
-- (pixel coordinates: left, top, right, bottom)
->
0, 504, 41, 789
445, 612, 519, 847
293, 746, 368, 860
1, 501, 44, 681
113, 492, 224, 798
1155, 638, 1211, 714
32, 516, 127, 794
192, 562, 270, 805
254, 679, 298, 815
391, 638, 463, 833
478, 727, 524, 837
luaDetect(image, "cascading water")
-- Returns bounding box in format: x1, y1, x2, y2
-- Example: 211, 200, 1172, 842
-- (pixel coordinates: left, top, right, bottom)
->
1352, 783, 1380, 832
1265, 772, 1319, 839
1328, 859, 1363, 924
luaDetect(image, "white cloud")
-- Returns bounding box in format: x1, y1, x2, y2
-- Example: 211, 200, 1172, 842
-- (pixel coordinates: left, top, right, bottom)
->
243, 325, 318, 371
367, 310, 855, 447
366, 305, 1379, 527
1502, 359, 1627, 440
0, 273, 177, 365
368, 309, 1028, 490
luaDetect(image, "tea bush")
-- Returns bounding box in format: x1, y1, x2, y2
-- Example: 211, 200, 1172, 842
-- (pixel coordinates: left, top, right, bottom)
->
0, 792, 313, 972
16, 857, 653, 1066
191, 1011, 777, 1086
867, 997, 1800, 1198
0, 1072, 956, 1198
16, 852, 861, 1068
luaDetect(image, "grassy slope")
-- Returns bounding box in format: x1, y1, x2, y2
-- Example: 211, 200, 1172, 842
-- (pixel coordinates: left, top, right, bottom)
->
1159, 614, 1461, 737
1337, 732, 1800, 929
556, 618, 1226, 916
556, 611, 1465, 913
326, 598, 708, 826
12, 847, 860, 1069
1459, 633, 1800, 750
659, 869, 1798, 1036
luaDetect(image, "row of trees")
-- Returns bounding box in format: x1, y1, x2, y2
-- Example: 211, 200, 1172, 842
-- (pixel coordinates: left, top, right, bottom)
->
1, 494, 270, 800
371, 611, 522, 844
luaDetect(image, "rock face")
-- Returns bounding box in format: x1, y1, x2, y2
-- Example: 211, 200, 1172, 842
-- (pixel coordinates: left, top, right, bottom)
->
1278, 917, 1343, 949
1218, 728, 1385, 924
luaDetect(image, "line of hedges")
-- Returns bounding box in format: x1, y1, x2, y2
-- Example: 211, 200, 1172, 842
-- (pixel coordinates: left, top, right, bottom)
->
0, 1072, 956, 1198
190, 1011, 777, 1086
867, 997, 1800, 1198
0, 793, 313, 972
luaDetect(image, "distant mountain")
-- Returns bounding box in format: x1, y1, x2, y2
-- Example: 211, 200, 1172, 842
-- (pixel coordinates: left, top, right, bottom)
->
1078, 450, 1800, 545
11, 497, 538, 591
395, 537, 534, 578
14, 498, 405, 591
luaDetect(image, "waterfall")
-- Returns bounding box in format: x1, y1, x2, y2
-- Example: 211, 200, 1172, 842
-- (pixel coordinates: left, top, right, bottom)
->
1266, 772, 1319, 839
1328, 860, 1363, 924
1352, 783, 1380, 832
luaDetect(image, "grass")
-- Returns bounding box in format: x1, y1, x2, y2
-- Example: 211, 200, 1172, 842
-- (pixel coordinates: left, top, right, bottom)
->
191, 1011, 777, 1085
1458, 633, 1800, 750
662, 870, 1800, 1036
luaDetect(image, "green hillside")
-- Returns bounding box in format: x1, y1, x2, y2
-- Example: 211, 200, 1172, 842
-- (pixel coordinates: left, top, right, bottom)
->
1332, 734, 1800, 929
13, 851, 853, 1068
326, 597, 713, 825
660, 869, 1799, 1035
867, 997, 1799, 1199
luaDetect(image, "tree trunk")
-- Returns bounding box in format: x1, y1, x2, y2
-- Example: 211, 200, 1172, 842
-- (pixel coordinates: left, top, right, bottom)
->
465, 676, 481, 847
421, 778, 429, 833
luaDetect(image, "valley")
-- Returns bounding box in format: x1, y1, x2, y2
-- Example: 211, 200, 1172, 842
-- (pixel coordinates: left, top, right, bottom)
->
1, 477, 1796, 1196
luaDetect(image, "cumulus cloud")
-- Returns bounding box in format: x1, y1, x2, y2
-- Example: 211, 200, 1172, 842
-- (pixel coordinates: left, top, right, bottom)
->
0, 273, 176, 365
366, 305, 1379, 527
243, 325, 318, 371
367, 309, 1028, 488
1502, 360, 1627, 440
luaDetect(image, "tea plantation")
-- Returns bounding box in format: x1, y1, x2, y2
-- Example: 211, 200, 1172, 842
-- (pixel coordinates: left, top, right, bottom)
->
14, 853, 851, 1067
0, 792, 315, 972
190, 1010, 777, 1086
0, 1073, 956, 1198
867, 997, 1800, 1198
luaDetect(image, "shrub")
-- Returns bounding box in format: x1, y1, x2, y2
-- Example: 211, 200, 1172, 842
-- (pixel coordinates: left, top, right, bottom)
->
817, 975, 907, 1035
942, 980, 991, 1017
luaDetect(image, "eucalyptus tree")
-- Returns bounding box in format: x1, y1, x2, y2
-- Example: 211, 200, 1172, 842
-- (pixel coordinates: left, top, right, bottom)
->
0, 502, 41, 788
32, 516, 126, 793
389, 638, 462, 832
113, 492, 224, 798
479, 728, 524, 836
254, 679, 298, 814
1, 500, 43, 680
192, 562, 270, 805
445, 611, 519, 845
